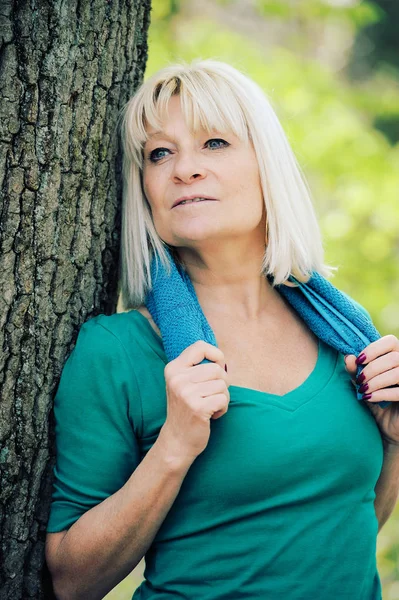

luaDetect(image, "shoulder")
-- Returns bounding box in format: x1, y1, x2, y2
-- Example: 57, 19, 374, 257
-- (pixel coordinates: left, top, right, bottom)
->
78, 310, 148, 345
68, 312, 143, 372
53, 314, 141, 424
71, 308, 162, 369
74, 313, 127, 355
55, 312, 145, 428
81, 311, 130, 337
134, 306, 161, 337
85, 307, 160, 338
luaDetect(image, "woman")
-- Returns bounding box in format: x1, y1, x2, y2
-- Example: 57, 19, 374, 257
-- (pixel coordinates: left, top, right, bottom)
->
46, 60, 399, 600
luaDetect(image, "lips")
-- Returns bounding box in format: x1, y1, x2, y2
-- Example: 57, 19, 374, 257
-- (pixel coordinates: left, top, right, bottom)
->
175, 198, 214, 207
172, 195, 218, 208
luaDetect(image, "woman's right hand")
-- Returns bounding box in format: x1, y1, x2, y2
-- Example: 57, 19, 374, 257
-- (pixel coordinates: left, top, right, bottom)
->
159, 341, 230, 464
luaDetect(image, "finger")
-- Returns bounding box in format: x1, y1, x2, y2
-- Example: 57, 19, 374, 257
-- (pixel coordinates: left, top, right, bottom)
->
362, 386, 399, 403
211, 391, 231, 419
363, 400, 385, 419
344, 354, 357, 375
197, 378, 228, 398
189, 362, 228, 385
356, 351, 399, 384
360, 366, 399, 395
203, 392, 230, 419
175, 341, 226, 371
211, 409, 226, 420
355, 335, 399, 366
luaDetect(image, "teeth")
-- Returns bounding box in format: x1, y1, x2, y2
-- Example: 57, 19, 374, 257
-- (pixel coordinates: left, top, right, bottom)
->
179, 197, 206, 205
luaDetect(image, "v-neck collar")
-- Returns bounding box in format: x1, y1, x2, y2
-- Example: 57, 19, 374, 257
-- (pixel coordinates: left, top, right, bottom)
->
128, 310, 338, 412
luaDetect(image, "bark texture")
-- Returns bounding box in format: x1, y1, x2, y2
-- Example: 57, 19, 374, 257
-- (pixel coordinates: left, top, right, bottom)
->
0, 0, 151, 597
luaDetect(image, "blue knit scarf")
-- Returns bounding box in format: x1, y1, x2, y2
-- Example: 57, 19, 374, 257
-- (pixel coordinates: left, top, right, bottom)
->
145, 248, 388, 408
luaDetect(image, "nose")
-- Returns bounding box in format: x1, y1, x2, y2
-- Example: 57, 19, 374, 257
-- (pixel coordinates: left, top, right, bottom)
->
172, 152, 206, 184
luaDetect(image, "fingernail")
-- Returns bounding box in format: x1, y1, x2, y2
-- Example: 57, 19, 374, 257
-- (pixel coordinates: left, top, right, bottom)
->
359, 383, 369, 393
356, 372, 366, 384
356, 353, 367, 365
224, 364, 228, 373
362, 393, 372, 401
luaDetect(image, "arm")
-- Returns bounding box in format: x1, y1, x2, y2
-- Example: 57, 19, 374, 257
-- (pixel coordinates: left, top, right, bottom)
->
46, 427, 193, 600
343, 337, 399, 533
46, 321, 228, 600
374, 439, 399, 532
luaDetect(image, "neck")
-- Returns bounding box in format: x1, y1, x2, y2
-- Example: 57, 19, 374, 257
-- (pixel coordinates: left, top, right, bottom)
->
175, 241, 279, 321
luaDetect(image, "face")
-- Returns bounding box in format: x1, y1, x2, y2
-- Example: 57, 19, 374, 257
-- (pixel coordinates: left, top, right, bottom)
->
142, 95, 265, 249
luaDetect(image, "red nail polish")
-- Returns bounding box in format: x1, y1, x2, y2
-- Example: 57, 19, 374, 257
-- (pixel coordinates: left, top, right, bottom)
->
359, 383, 369, 393
224, 364, 228, 373
356, 353, 367, 365
362, 393, 372, 401
356, 372, 366, 384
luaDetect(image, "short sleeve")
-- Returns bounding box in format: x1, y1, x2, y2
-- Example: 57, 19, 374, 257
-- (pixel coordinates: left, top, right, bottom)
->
46, 317, 142, 533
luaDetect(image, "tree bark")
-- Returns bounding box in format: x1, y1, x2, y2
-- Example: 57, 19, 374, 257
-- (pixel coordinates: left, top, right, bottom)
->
0, 0, 151, 597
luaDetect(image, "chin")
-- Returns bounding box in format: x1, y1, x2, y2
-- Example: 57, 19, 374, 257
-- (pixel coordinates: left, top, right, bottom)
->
170, 222, 223, 243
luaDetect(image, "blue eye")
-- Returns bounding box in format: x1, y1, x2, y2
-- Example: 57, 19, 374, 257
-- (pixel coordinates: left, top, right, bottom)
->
147, 138, 229, 163
149, 148, 170, 162
206, 138, 229, 150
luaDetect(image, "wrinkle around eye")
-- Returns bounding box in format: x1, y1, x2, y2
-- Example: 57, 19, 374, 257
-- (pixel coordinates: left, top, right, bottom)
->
147, 147, 172, 163
207, 138, 230, 150
146, 138, 230, 164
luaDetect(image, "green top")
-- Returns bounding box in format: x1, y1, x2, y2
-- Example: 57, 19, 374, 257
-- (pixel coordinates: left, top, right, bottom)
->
47, 310, 383, 600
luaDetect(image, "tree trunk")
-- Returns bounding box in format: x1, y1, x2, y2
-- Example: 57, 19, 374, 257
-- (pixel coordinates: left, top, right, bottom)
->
0, 0, 151, 597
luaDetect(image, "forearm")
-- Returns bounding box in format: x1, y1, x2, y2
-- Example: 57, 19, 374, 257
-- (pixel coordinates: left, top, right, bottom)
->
52, 428, 193, 600
374, 439, 399, 532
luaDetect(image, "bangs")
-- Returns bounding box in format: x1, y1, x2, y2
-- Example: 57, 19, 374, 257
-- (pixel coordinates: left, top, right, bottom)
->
120, 59, 332, 308
123, 65, 250, 168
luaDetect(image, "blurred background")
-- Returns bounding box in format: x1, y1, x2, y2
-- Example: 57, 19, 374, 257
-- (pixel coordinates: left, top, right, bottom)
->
108, 0, 399, 597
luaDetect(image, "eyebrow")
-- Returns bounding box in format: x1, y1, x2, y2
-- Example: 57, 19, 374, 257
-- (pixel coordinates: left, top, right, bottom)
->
143, 132, 172, 149
145, 131, 169, 141
147, 131, 162, 139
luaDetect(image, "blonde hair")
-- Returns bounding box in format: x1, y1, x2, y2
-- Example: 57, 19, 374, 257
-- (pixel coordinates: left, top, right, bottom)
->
119, 58, 334, 309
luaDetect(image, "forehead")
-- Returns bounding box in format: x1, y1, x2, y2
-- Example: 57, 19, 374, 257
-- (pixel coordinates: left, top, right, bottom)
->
144, 97, 217, 138
144, 126, 230, 142
143, 93, 248, 144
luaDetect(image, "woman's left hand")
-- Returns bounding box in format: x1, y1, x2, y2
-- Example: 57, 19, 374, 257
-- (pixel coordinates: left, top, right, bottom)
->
345, 335, 399, 445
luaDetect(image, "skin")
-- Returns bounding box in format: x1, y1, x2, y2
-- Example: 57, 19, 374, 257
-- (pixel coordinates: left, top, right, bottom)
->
142, 94, 269, 318
45, 96, 399, 599
345, 338, 399, 444
345, 343, 399, 531
142, 96, 265, 250
143, 93, 399, 523
142, 95, 320, 399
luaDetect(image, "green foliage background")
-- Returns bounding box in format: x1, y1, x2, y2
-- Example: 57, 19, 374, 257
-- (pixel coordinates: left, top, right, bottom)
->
107, 1, 399, 597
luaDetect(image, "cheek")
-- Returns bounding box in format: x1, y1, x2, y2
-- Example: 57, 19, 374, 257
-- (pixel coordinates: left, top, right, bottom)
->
141, 173, 171, 239
235, 170, 263, 208
229, 150, 262, 194
142, 168, 171, 214
142, 173, 154, 205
